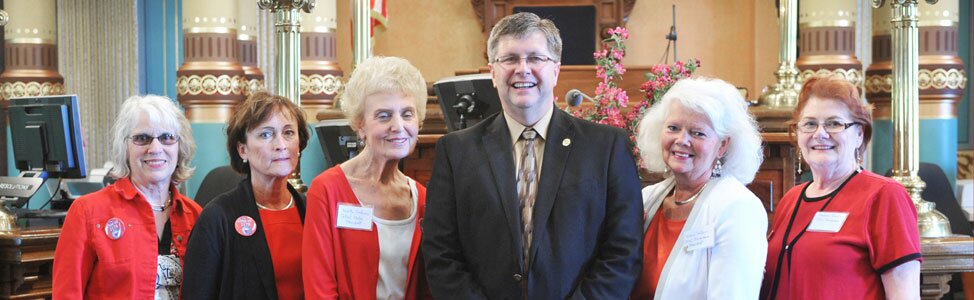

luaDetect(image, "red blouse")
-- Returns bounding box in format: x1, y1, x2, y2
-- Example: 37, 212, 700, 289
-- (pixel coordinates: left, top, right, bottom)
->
762, 171, 922, 300
259, 205, 304, 300
632, 208, 686, 300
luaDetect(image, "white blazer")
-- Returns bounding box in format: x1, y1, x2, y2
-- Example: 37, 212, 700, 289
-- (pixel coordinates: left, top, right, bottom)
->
643, 176, 768, 300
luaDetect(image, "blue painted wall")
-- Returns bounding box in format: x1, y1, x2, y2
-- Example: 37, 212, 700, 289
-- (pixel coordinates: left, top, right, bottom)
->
959, 0, 971, 149
872, 119, 957, 188
186, 123, 230, 199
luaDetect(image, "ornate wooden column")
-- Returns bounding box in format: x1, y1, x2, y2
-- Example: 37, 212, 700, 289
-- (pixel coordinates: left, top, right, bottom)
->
239, 0, 266, 97
300, 0, 343, 119
0, 0, 63, 101
177, 0, 246, 122
796, 0, 863, 87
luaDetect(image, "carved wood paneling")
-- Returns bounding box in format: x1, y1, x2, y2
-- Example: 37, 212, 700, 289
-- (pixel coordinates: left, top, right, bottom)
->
471, 0, 636, 38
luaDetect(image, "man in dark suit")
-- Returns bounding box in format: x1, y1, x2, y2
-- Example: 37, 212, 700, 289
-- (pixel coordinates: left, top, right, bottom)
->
422, 12, 644, 299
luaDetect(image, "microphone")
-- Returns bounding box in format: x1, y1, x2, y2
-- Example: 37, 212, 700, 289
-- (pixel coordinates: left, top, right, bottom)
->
566, 89, 595, 107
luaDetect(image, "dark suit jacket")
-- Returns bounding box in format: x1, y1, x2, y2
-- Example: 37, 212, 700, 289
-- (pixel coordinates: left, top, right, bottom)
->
181, 178, 306, 300
422, 107, 644, 300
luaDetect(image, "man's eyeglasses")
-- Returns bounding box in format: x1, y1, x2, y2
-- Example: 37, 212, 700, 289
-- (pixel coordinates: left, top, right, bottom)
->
796, 120, 860, 134
128, 133, 180, 146
492, 55, 557, 68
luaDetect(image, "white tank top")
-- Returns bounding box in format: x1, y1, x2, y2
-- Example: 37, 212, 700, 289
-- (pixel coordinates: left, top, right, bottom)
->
371, 179, 417, 300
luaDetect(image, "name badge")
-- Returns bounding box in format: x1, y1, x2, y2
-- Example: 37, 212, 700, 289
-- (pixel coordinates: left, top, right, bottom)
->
683, 225, 715, 252
336, 204, 373, 231
807, 211, 849, 233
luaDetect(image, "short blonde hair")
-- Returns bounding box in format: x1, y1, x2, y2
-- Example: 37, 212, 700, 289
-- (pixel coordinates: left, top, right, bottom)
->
636, 77, 763, 184
108, 95, 196, 183
339, 56, 428, 132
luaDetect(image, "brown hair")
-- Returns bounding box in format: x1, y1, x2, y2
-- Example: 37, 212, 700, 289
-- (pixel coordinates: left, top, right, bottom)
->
226, 91, 310, 174
789, 76, 873, 154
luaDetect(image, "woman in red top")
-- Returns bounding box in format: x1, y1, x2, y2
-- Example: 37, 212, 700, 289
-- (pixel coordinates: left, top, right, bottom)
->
761, 76, 922, 300
303, 56, 430, 300
53, 95, 203, 299
182, 92, 310, 300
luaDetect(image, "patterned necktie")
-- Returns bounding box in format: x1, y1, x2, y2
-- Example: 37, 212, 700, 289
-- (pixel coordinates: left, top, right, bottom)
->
518, 128, 538, 269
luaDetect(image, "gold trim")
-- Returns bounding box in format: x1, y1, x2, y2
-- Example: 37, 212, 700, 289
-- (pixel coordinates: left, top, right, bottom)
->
300, 73, 343, 95
865, 74, 893, 94
184, 27, 237, 34
176, 74, 247, 96
799, 68, 863, 85
958, 150, 973, 180
5, 38, 55, 44
917, 68, 966, 90
800, 20, 854, 28
0, 81, 64, 100
238, 34, 254, 41
245, 79, 265, 96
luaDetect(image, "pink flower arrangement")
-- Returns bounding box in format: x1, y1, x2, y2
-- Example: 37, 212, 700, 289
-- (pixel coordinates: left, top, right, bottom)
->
572, 26, 700, 170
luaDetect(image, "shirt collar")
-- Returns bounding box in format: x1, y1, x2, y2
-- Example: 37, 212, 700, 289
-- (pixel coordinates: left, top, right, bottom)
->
503, 104, 553, 143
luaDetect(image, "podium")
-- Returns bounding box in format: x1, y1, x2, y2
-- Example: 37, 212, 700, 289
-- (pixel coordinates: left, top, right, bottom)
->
0, 227, 58, 299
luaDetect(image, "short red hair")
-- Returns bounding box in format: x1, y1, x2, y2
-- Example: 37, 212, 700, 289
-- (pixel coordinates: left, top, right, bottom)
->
789, 76, 873, 154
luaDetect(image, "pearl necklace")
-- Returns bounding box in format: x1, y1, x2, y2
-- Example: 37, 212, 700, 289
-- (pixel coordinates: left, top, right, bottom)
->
256, 196, 294, 211
673, 182, 707, 206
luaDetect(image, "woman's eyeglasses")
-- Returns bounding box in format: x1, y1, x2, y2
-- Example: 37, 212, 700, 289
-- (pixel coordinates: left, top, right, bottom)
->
128, 133, 179, 146
796, 120, 859, 134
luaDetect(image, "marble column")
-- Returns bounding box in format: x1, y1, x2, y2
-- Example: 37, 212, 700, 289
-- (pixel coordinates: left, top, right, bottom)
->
300, 0, 343, 120
0, 0, 63, 101
177, 0, 246, 123
797, 0, 863, 87
239, 0, 265, 97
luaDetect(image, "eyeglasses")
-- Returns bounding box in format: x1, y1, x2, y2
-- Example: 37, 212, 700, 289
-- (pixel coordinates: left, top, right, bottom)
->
796, 120, 860, 134
492, 55, 557, 68
128, 133, 179, 146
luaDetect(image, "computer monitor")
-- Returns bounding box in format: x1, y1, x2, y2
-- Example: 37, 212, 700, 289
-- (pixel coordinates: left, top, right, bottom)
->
433, 73, 502, 132
8, 95, 87, 179
315, 119, 362, 169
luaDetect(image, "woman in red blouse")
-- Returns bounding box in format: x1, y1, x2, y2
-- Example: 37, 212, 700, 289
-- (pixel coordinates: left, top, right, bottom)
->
303, 56, 430, 300
53, 95, 202, 299
182, 92, 310, 299
761, 76, 922, 299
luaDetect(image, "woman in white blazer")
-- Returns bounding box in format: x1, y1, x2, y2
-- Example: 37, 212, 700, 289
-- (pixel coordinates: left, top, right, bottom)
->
631, 77, 768, 300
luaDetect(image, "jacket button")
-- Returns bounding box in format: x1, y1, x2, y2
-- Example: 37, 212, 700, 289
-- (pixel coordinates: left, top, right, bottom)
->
513, 274, 522, 282
176, 236, 183, 242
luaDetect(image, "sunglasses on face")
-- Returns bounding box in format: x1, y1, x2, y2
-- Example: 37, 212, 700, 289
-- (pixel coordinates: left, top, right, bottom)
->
128, 133, 180, 146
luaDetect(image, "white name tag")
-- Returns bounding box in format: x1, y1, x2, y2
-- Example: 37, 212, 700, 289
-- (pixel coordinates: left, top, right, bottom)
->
683, 225, 715, 252
336, 204, 373, 231
807, 211, 849, 233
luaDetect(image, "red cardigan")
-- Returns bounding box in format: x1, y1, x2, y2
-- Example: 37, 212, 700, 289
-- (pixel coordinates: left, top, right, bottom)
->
53, 177, 202, 299
303, 166, 430, 300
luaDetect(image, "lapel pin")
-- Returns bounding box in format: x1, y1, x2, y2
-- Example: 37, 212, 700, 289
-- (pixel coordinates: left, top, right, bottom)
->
562, 138, 571, 146
235, 216, 257, 237
104, 217, 125, 240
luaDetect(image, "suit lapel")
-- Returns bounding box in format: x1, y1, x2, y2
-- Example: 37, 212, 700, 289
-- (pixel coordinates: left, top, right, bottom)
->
237, 179, 279, 300
529, 109, 575, 267
481, 115, 525, 270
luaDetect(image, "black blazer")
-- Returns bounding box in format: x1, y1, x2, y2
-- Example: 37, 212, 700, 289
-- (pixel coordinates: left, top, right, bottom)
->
422, 107, 644, 300
181, 178, 306, 300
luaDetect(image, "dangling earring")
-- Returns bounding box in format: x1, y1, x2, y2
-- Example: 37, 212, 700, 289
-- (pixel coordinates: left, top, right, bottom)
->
711, 158, 723, 178
855, 148, 863, 165
243, 158, 248, 164
796, 150, 803, 175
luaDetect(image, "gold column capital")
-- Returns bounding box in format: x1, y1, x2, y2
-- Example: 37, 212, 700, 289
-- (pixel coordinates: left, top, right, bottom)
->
258, 0, 316, 13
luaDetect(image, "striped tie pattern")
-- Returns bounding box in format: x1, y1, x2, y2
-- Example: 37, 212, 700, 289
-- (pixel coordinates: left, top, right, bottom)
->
518, 128, 538, 269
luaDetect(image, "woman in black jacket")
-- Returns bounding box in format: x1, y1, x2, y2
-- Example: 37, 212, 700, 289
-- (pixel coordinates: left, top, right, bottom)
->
182, 92, 310, 299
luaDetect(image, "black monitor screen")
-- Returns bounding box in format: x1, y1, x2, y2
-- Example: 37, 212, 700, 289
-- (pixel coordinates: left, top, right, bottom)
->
315, 119, 362, 169
433, 74, 502, 132
8, 95, 87, 179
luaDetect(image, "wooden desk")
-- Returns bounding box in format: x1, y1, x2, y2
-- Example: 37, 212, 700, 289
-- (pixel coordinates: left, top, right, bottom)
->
0, 227, 59, 299
919, 236, 974, 300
